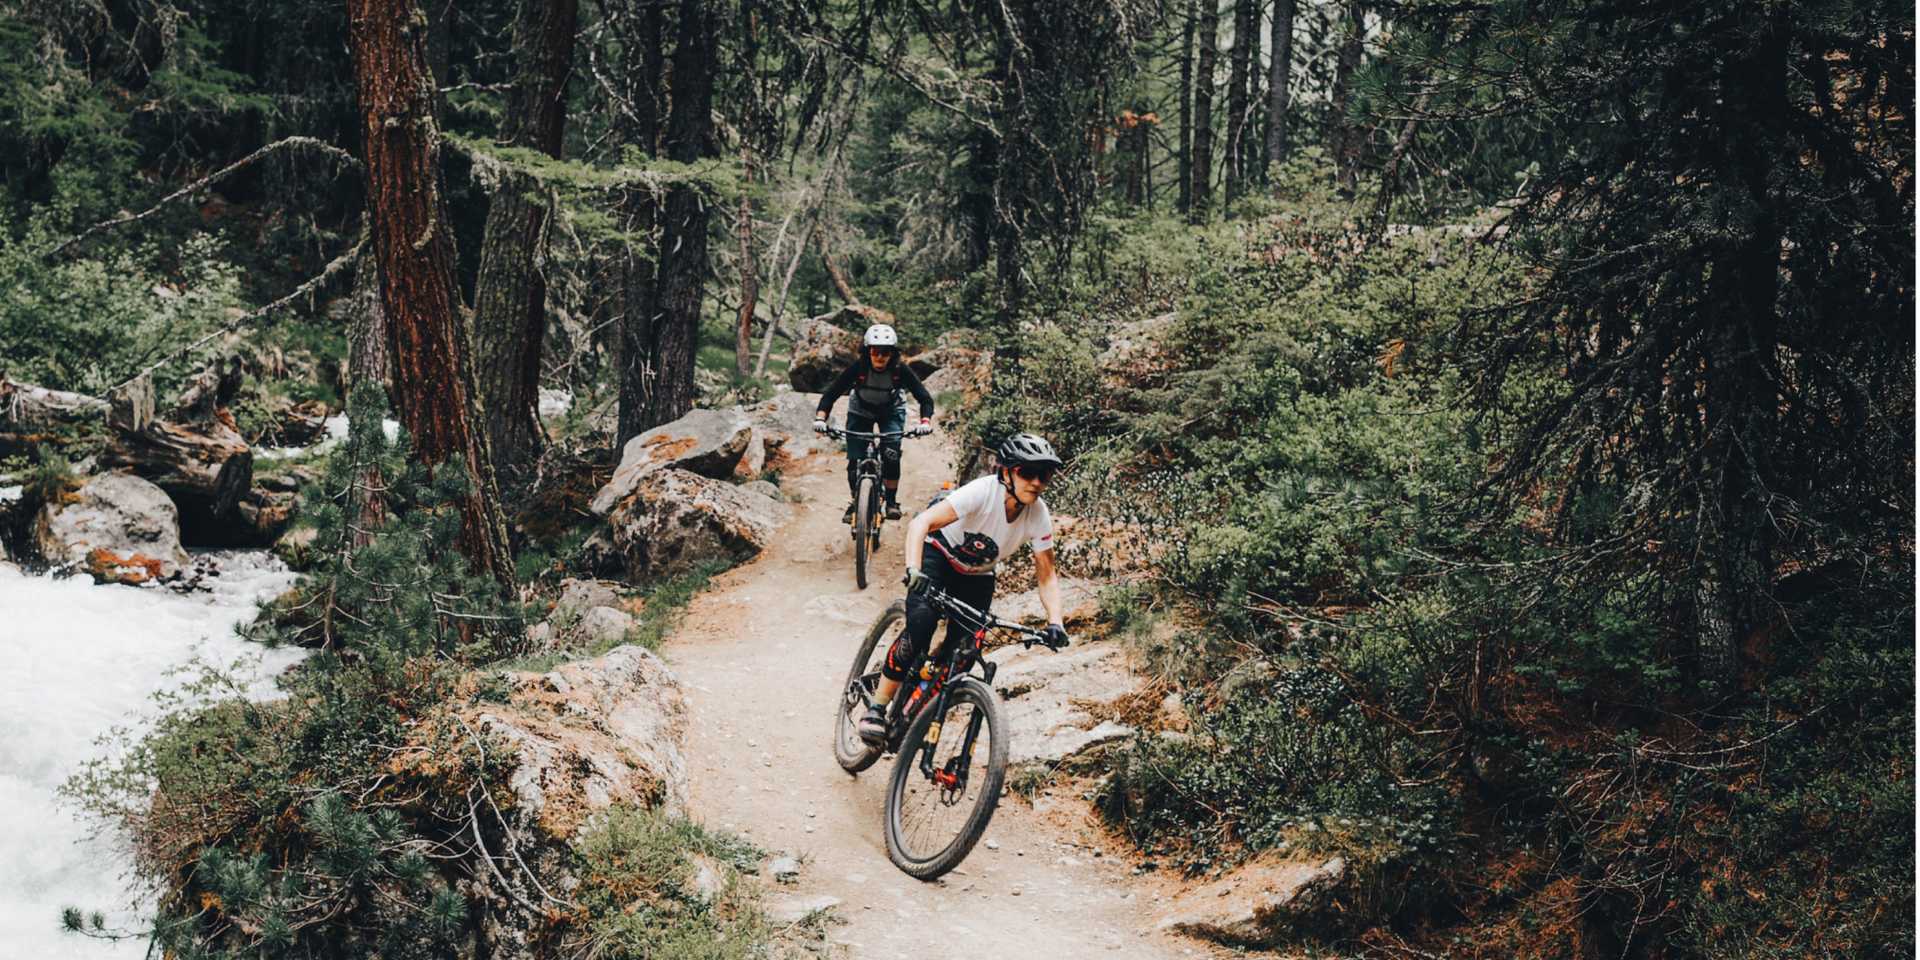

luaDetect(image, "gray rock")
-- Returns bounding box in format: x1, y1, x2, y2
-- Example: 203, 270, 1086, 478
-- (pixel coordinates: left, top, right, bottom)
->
993, 642, 1146, 766
1156, 855, 1347, 947
33, 472, 189, 583
469, 644, 692, 821
589, 409, 754, 515
767, 855, 802, 884
607, 469, 791, 580
1100, 311, 1178, 368
575, 606, 636, 647
786, 310, 866, 392
994, 576, 1103, 627
734, 427, 767, 479
554, 577, 624, 621
765, 893, 839, 925
740, 391, 835, 457
684, 853, 727, 905
739, 479, 781, 500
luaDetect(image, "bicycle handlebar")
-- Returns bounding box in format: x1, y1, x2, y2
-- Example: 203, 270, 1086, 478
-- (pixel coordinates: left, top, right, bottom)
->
920, 583, 1063, 651
823, 423, 923, 441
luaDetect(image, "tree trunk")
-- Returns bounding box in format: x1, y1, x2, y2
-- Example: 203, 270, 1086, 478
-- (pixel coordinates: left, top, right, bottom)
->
618, 0, 717, 439
1265, 0, 1296, 181
1328, 1, 1367, 196
1223, 0, 1254, 204
820, 231, 860, 304
349, 0, 514, 587
615, 2, 666, 442
345, 246, 389, 389
1176, 0, 1195, 214
472, 0, 579, 488
735, 145, 759, 378
1695, 17, 1789, 689
1189, 0, 1222, 223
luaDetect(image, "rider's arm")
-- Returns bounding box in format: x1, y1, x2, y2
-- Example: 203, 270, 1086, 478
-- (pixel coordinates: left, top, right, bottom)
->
1034, 546, 1064, 625
814, 360, 864, 421
904, 500, 960, 572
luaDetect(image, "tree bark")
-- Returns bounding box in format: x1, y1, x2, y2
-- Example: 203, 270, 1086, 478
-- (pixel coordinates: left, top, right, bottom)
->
472, 0, 579, 488
1189, 0, 1222, 223
345, 246, 390, 390
1223, 0, 1254, 204
1176, 0, 1195, 215
735, 145, 759, 378
349, 0, 514, 586
820, 232, 860, 304
1264, 0, 1296, 181
618, 0, 717, 440
1328, 1, 1367, 196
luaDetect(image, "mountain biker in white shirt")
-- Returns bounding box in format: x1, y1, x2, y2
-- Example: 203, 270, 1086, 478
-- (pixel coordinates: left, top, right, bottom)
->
856, 432, 1071, 743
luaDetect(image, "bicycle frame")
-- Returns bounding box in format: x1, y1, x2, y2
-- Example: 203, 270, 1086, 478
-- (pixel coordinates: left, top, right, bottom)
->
894, 586, 1051, 788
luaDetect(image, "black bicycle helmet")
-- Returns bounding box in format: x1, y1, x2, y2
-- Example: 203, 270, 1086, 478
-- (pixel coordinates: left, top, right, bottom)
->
996, 432, 1062, 470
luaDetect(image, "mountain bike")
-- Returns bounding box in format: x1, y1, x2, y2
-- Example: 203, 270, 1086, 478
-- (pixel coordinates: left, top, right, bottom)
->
823, 423, 919, 589
830, 582, 1065, 879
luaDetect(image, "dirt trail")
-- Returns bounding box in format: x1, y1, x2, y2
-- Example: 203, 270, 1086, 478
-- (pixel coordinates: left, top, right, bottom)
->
666, 433, 1204, 959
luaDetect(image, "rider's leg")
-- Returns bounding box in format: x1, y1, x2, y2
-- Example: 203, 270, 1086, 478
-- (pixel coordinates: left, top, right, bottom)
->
860, 556, 947, 741
882, 404, 906, 519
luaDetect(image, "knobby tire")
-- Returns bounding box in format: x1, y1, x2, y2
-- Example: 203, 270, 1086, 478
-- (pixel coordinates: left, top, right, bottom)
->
832, 599, 905, 774
884, 677, 1007, 880
854, 476, 875, 589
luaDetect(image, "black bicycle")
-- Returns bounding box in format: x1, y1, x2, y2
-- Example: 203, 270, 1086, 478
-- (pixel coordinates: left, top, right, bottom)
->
823, 423, 921, 589
830, 583, 1065, 879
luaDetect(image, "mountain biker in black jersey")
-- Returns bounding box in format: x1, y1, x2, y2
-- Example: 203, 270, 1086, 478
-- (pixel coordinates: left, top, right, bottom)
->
856, 432, 1071, 744
812, 324, 935, 523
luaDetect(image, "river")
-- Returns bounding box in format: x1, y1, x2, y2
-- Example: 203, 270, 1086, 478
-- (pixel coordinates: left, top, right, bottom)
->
0, 552, 305, 957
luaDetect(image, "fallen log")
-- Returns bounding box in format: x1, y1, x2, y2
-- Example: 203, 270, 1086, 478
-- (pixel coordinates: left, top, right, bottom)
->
98, 377, 255, 544
0, 375, 108, 457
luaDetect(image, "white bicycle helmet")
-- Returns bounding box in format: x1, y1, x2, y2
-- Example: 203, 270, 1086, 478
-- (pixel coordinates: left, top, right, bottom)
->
863, 324, 899, 349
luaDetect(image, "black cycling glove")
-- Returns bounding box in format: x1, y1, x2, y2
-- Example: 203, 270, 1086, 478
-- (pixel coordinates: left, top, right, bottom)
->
904, 568, 932, 596
1042, 623, 1070, 649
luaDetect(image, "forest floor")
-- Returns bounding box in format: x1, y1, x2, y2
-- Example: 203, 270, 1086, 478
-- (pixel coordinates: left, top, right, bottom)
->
665, 433, 1220, 960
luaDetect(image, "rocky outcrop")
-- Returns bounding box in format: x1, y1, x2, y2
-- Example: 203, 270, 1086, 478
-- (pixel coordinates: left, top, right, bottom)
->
920, 348, 993, 402
589, 409, 753, 515
452, 645, 693, 829
1155, 854, 1348, 947
399, 645, 694, 957
606, 469, 790, 580
993, 640, 1146, 766
994, 575, 1104, 628
33, 472, 190, 583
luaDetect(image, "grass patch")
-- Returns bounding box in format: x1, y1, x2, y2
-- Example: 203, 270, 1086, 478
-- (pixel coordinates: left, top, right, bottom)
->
570, 804, 770, 959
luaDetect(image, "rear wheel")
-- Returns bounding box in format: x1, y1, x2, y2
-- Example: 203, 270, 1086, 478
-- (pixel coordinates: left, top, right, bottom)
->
884, 677, 1007, 880
832, 600, 906, 774
854, 476, 875, 589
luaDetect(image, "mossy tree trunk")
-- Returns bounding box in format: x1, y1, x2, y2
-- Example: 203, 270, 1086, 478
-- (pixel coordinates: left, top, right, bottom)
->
349, 0, 514, 586
1264, 0, 1296, 180
618, 0, 717, 439
472, 0, 579, 488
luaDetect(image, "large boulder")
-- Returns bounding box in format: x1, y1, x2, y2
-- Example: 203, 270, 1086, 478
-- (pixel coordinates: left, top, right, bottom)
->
457, 644, 693, 827
589, 409, 753, 516
921, 348, 994, 402
739, 391, 836, 459
33, 472, 191, 583
785, 310, 865, 392
606, 468, 791, 580
1155, 854, 1348, 947
903, 344, 983, 381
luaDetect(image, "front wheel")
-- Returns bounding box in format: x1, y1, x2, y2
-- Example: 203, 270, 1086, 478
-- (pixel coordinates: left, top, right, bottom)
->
832, 600, 905, 774
884, 677, 1007, 880
854, 476, 875, 590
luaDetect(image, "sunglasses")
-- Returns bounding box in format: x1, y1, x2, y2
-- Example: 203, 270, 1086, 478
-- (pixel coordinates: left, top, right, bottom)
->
1013, 465, 1057, 483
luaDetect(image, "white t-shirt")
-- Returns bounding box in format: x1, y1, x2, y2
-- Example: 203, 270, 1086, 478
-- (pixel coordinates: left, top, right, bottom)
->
928, 474, 1054, 575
